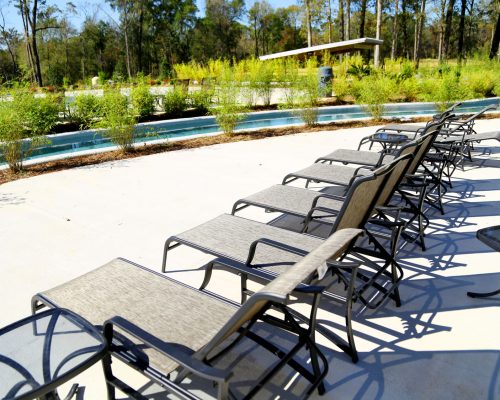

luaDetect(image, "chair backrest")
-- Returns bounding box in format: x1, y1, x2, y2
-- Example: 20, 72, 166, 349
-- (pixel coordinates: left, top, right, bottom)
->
434, 101, 462, 121
405, 121, 443, 176
330, 160, 398, 233
197, 228, 363, 358
375, 152, 414, 208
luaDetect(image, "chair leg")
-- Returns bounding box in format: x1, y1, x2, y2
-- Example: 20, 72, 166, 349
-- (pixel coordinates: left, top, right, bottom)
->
240, 273, 248, 304
199, 262, 214, 291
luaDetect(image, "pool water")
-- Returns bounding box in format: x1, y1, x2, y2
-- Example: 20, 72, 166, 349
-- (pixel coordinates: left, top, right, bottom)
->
2, 97, 498, 164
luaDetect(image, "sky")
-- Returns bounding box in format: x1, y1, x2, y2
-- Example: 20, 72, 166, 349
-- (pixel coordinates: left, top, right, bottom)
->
0, 0, 299, 31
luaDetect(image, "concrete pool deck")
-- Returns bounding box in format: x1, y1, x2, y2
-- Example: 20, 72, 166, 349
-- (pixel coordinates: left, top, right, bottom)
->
0, 119, 499, 399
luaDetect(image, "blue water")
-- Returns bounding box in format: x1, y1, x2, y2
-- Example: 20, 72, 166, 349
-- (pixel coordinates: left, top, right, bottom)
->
2, 97, 498, 164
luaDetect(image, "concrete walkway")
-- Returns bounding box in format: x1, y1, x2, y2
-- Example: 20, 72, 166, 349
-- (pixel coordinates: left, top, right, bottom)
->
1, 119, 499, 399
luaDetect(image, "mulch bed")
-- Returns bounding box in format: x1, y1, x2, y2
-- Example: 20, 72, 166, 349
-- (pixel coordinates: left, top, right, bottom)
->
1, 113, 497, 185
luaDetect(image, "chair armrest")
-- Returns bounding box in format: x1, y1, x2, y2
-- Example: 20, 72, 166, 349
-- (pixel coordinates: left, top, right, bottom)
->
311, 193, 346, 209
246, 238, 309, 265
104, 317, 232, 384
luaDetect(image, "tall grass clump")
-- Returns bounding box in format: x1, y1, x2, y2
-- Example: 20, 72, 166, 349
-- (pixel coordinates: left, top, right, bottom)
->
418, 68, 473, 111
294, 58, 320, 126
131, 83, 156, 118
247, 58, 274, 106
13, 90, 62, 135
188, 87, 213, 114
71, 94, 103, 129
212, 62, 246, 135
0, 99, 48, 171
98, 89, 136, 152
162, 86, 188, 117
277, 58, 300, 108
352, 73, 395, 120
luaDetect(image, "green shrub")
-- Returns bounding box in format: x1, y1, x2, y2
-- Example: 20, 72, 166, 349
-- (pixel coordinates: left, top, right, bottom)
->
332, 75, 352, 101
131, 84, 156, 118
72, 94, 103, 129
212, 67, 246, 135
346, 54, 371, 78
463, 70, 497, 98
98, 90, 136, 152
162, 86, 188, 117
424, 70, 473, 111
294, 58, 320, 126
247, 59, 274, 106
278, 58, 300, 108
0, 100, 48, 171
188, 88, 213, 114
353, 73, 394, 120
399, 77, 419, 102
13, 91, 62, 135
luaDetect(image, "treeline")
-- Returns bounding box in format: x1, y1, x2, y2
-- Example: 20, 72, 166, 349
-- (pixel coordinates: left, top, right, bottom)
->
0, 0, 499, 87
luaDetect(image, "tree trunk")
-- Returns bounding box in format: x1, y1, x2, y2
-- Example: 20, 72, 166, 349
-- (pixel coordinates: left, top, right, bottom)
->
327, 0, 333, 43
123, 2, 132, 79
28, 0, 43, 86
305, 0, 312, 46
490, 9, 500, 59
339, 0, 345, 41
414, 0, 426, 68
443, 0, 456, 60
457, 0, 466, 63
138, 1, 144, 73
374, 0, 382, 67
359, 0, 367, 37
346, 0, 351, 40
391, 0, 399, 60
401, 0, 409, 58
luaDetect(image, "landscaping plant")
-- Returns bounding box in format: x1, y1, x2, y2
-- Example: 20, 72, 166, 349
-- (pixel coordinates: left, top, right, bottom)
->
0, 99, 48, 172
131, 83, 156, 118
162, 86, 188, 117
212, 64, 246, 135
71, 94, 103, 129
294, 58, 320, 126
97, 89, 136, 152
13, 90, 62, 135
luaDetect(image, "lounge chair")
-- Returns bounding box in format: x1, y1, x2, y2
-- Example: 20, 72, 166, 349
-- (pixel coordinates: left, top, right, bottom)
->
162, 159, 400, 363
32, 228, 363, 400
281, 126, 440, 248
357, 102, 461, 150
430, 104, 497, 172
308, 119, 442, 169
232, 152, 413, 250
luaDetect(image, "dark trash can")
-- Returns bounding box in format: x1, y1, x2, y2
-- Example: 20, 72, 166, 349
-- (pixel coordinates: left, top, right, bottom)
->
318, 66, 333, 97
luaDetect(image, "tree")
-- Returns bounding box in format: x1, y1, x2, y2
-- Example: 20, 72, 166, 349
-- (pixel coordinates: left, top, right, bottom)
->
414, 0, 426, 67
150, 0, 197, 72
490, 5, 500, 59
0, 8, 20, 78
191, 0, 245, 61
107, 0, 133, 78
391, 0, 399, 59
16, 0, 52, 86
374, 0, 382, 67
457, 0, 467, 62
442, 0, 456, 60
359, 0, 368, 37
248, 0, 273, 56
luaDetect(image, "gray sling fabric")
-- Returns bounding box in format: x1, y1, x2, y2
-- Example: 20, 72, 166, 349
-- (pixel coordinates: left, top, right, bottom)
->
36, 228, 362, 387
174, 213, 324, 272
318, 149, 383, 166
378, 124, 424, 133
238, 184, 345, 218
285, 163, 370, 186
39, 258, 236, 374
